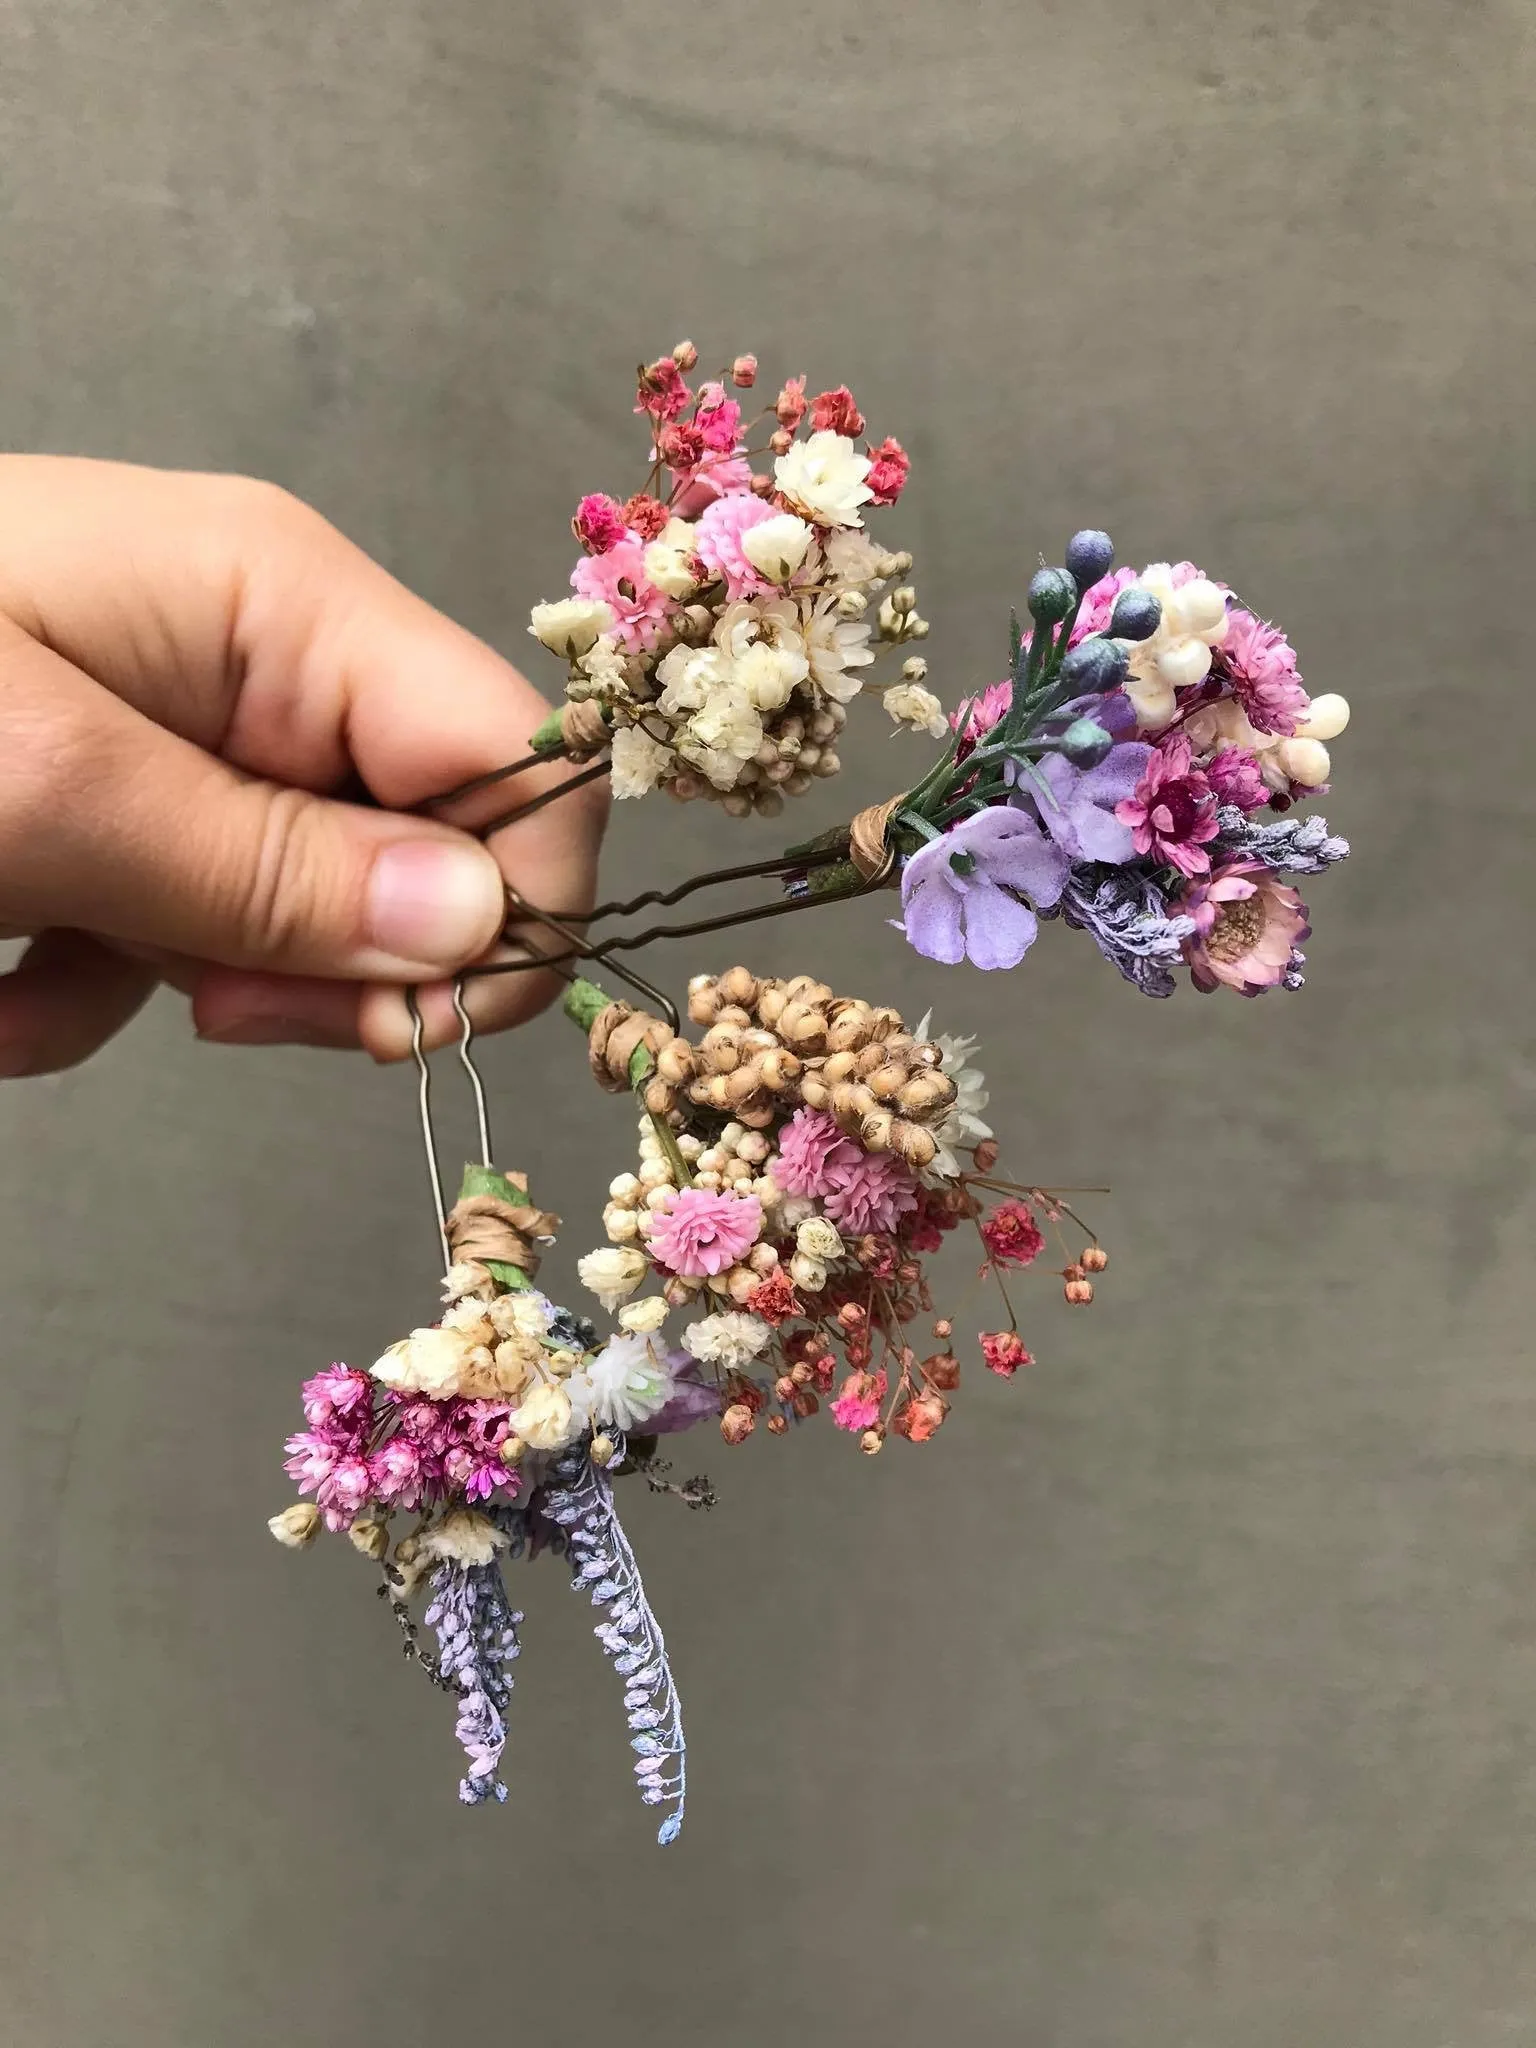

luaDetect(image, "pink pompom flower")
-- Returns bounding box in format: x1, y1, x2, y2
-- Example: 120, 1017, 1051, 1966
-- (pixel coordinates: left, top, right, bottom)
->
694, 490, 779, 599
773, 1107, 862, 1199
649, 1187, 763, 1277
864, 435, 910, 506
571, 539, 672, 653
572, 492, 627, 555
1216, 607, 1309, 736
821, 1150, 920, 1236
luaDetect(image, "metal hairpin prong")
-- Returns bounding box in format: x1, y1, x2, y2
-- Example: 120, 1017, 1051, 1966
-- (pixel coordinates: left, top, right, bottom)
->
451, 979, 493, 1169
406, 987, 452, 1274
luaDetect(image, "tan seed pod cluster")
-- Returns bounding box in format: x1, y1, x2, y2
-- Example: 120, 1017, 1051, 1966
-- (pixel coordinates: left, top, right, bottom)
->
678, 968, 958, 1168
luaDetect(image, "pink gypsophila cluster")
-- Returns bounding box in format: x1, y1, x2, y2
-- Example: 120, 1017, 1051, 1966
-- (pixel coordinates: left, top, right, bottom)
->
979, 1201, 1045, 1269
695, 491, 779, 599
571, 539, 672, 653
650, 1187, 763, 1277
572, 493, 627, 554
773, 1107, 861, 1198
821, 1149, 921, 1236
864, 436, 910, 506
981, 1332, 1034, 1377
830, 1367, 887, 1432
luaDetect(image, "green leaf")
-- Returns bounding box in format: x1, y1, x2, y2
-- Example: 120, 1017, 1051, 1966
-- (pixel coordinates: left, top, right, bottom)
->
457, 1163, 531, 1209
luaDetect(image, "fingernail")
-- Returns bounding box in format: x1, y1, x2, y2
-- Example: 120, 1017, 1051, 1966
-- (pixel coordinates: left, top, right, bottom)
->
198, 1017, 337, 1046
367, 842, 504, 968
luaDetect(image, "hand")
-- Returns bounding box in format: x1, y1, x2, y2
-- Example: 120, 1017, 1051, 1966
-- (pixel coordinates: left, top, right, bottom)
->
0, 457, 607, 1075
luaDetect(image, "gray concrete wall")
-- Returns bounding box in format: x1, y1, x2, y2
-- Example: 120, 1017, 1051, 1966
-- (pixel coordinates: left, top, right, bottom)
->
1, 3, 1532, 2042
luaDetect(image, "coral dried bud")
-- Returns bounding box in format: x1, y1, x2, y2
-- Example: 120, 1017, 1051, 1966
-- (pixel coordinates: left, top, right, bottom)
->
1064, 1277, 1095, 1305
923, 1352, 961, 1392
1081, 1246, 1108, 1272
720, 1402, 756, 1445
731, 353, 758, 387
766, 1414, 789, 1437
972, 1138, 1000, 1172
895, 1391, 947, 1442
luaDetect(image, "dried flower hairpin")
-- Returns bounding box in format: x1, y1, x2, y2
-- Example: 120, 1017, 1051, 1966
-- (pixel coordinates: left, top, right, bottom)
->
272, 342, 1354, 1846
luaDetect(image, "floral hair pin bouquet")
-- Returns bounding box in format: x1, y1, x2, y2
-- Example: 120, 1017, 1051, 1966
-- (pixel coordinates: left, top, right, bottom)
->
271, 344, 1352, 1844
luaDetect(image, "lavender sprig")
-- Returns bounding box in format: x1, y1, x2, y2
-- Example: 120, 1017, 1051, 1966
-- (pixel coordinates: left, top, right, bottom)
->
1051, 862, 1198, 999
423, 1557, 524, 1806
1212, 807, 1350, 874
541, 1442, 687, 1845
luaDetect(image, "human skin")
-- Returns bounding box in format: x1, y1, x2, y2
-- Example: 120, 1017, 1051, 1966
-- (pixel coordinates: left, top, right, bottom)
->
0, 457, 607, 1076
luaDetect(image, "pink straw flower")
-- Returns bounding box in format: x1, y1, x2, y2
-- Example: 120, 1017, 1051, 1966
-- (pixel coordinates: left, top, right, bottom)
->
649, 1187, 763, 1277
821, 1150, 920, 1236
369, 1435, 426, 1509
695, 490, 779, 598
1205, 745, 1269, 812
1115, 735, 1220, 877
1216, 607, 1309, 735
571, 539, 672, 652
1180, 860, 1310, 995
300, 1365, 373, 1434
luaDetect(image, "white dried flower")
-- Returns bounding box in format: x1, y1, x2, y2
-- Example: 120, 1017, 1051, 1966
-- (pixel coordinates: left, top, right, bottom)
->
347, 1510, 390, 1561
734, 637, 809, 713
643, 516, 700, 600
441, 1261, 493, 1303
777, 1193, 818, 1231
788, 1251, 828, 1292
417, 1508, 512, 1568
566, 1334, 676, 1432
740, 511, 814, 583
529, 597, 614, 659
577, 1243, 649, 1311
823, 528, 889, 589
655, 641, 728, 718
610, 723, 675, 800
577, 633, 632, 699
618, 1295, 670, 1335
441, 1296, 496, 1338
682, 1310, 772, 1370
802, 595, 875, 701
794, 1216, 844, 1262
371, 1324, 480, 1398
774, 430, 873, 528
508, 1380, 578, 1452
882, 682, 948, 738
678, 686, 764, 789
268, 1502, 320, 1549
915, 1011, 992, 1182
487, 1290, 553, 1340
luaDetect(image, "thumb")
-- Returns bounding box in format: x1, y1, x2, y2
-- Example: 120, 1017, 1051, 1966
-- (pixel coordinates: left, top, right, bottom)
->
0, 628, 507, 977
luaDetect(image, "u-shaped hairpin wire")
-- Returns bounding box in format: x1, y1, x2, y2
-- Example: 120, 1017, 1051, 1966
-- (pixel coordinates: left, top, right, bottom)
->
406, 978, 494, 1275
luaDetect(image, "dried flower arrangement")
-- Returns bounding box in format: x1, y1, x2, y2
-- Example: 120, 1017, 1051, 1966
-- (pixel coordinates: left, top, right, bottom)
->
272, 343, 1352, 1843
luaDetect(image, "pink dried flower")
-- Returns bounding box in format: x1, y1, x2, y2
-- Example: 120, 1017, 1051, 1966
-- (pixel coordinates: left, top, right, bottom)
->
775, 376, 807, 429
671, 451, 755, 517
745, 1268, 803, 1326
1066, 564, 1139, 645
773, 1107, 861, 1199
810, 385, 865, 437
830, 1367, 887, 1433
317, 1454, 373, 1529
369, 1435, 426, 1509
283, 1430, 339, 1496
571, 539, 672, 653
694, 489, 779, 599
1181, 861, 1309, 996
981, 1331, 1034, 1377
1115, 734, 1220, 878
621, 491, 671, 541
951, 680, 1012, 748
980, 1201, 1045, 1269
300, 1365, 373, 1433
731, 354, 758, 388
572, 492, 627, 555
650, 1187, 763, 1277
636, 355, 692, 422
695, 382, 743, 453
1205, 744, 1269, 811
658, 421, 706, 471
822, 1151, 921, 1236
1216, 607, 1309, 736
864, 435, 910, 507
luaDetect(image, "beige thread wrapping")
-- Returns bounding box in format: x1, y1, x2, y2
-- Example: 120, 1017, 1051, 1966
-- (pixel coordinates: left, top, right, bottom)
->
848, 794, 906, 882
445, 1193, 561, 1275
559, 700, 612, 759
587, 1002, 681, 1092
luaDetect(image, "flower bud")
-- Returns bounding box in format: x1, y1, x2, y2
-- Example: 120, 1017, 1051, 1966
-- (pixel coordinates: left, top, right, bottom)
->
500, 1434, 526, 1465
1275, 736, 1331, 787
268, 1502, 321, 1550
923, 1352, 961, 1391
720, 1402, 756, 1445
838, 1302, 867, 1329
1064, 529, 1115, 586
1081, 1246, 1108, 1273
731, 353, 758, 387
1064, 1277, 1095, 1305
347, 1512, 390, 1562
972, 1138, 1000, 1171
1109, 587, 1161, 641
770, 427, 793, 455
1056, 716, 1114, 767
789, 1251, 828, 1292
859, 1428, 885, 1456
1057, 635, 1129, 694
932, 1318, 953, 1339
766, 1413, 789, 1436
619, 1295, 670, 1334
1296, 692, 1349, 742
671, 339, 699, 369
1027, 566, 1076, 624
891, 585, 916, 614
590, 1433, 619, 1467
837, 589, 868, 618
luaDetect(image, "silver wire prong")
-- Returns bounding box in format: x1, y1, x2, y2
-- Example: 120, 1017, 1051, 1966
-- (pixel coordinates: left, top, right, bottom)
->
407, 987, 452, 1274
451, 978, 493, 1169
